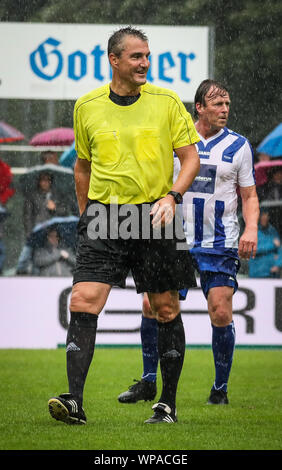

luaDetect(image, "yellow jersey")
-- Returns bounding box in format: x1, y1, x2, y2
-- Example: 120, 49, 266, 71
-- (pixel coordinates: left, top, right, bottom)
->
74, 82, 199, 204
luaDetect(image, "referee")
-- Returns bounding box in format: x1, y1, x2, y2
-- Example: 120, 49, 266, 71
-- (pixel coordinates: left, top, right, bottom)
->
48, 26, 200, 425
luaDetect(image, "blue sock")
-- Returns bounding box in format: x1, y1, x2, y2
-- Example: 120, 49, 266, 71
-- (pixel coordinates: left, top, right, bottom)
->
211, 321, 235, 393
140, 316, 158, 383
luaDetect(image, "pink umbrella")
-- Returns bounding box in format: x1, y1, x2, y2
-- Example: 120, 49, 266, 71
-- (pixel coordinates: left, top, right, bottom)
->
255, 160, 282, 186
29, 127, 74, 146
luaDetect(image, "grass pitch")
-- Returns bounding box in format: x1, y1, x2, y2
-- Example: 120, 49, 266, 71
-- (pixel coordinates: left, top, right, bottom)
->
0, 347, 281, 451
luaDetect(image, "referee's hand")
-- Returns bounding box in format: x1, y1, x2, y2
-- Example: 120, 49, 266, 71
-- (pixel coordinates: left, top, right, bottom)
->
150, 196, 175, 228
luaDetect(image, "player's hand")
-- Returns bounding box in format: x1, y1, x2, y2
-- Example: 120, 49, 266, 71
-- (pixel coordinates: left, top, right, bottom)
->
238, 228, 257, 259
150, 196, 175, 228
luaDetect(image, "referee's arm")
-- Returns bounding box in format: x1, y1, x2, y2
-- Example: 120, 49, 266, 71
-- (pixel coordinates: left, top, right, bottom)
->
74, 158, 91, 215
151, 144, 199, 228
173, 144, 200, 195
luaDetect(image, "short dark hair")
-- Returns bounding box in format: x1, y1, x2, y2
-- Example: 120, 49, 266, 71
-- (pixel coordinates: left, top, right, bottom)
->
107, 26, 148, 57
47, 227, 58, 236
39, 171, 53, 182
194, 79, 229, 119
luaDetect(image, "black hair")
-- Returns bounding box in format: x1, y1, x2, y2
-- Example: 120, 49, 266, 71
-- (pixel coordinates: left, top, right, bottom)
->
47, 227, 58, 235
38, 171, 53, 182
194, 79, 229, 119
107, 26, 148, 57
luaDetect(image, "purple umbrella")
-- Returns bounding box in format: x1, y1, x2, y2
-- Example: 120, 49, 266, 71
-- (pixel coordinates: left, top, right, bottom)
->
0, 121, 25, 143
29, 127, 74, 146
254, 160, 282, 186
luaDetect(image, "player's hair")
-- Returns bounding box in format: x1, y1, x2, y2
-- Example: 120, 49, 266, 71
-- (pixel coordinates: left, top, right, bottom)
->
194, 79, 229, 119
108, 26, 148, 57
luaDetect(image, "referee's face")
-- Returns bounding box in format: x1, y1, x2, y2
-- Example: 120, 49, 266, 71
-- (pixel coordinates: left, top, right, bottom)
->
112, 35, 150, 91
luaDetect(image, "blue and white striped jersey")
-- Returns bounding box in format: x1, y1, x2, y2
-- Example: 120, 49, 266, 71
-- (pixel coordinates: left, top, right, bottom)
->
174, 127, 255, 254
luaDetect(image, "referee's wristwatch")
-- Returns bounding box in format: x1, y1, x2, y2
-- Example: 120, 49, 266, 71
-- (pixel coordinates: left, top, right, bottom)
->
167, 191, 183, 204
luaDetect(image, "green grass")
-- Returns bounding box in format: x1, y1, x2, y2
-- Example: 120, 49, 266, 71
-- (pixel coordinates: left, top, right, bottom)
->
0, 348, 282, 451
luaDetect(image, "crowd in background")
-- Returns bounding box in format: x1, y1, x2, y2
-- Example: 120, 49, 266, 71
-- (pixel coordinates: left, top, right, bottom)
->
0, 150, 79, 276
1, 148, 282, 278
248, 152, 282, 278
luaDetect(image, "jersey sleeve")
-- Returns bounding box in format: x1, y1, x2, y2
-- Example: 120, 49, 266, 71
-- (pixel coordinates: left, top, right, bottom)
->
73, 100, 91, 161
169, 93, 200, 149
238, 140, 256, 187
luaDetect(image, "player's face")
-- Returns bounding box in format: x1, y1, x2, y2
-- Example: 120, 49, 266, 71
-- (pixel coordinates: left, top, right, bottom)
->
111, 36, 150, 89
200, 87, 230, 131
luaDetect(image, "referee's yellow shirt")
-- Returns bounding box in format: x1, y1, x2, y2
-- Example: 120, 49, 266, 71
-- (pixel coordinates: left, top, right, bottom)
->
74, 82, 199, 204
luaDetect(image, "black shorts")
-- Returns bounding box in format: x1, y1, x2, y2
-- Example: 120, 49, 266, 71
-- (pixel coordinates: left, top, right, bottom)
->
73, 200, 196, 294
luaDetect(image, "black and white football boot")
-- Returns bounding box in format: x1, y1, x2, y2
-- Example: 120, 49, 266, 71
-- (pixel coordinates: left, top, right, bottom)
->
144, 402, 177, 424
48, 393, 86, 425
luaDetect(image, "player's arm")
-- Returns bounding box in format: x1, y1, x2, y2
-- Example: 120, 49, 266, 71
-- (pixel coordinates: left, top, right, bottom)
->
74, 158, 91, 215
151, 144, 200, 227
238, 185, 259, 259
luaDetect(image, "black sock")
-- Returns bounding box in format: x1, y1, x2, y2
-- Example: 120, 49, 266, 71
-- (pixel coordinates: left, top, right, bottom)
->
66, 312, 98, 407
157, 314, 185, 411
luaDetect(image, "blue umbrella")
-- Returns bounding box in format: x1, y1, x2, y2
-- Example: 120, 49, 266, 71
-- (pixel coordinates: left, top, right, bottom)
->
257, 123, 282, 158
59, 141, 77, 168
27, 215, 79, 249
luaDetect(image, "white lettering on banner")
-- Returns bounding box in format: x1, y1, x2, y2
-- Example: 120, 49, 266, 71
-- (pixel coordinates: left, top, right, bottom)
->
0, 278, 282, 348
0, 23, 210, 101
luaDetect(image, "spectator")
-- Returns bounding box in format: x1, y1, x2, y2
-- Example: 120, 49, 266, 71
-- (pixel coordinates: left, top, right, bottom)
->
23, 171, 74, 237
249, 210, 282, 278
261, 167, 282, 200
0, 159, 15, 274
257, 167, 282, 236
257, 152, 270, 162
40, 151, 59, 165
17, 170, 77, 274
0, 159, 15, 204
33, 227, 76, 276
0, 205, 6, 274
